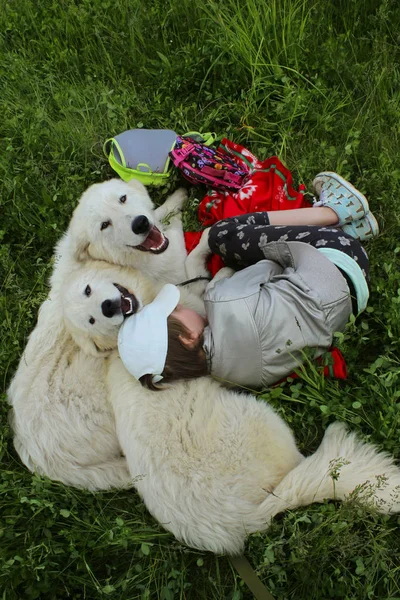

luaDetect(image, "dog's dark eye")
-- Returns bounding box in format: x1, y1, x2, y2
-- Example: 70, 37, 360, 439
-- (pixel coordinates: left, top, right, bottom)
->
85, 285, 91, 297
89, 317, 95, 325
100, 220, 111, 231
119, 194, 127, 204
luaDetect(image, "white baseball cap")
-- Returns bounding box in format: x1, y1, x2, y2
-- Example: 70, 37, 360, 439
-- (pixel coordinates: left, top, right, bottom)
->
118, 284, 180, 383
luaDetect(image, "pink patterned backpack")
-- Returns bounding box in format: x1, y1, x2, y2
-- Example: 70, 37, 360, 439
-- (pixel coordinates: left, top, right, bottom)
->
169, 136, 251, 191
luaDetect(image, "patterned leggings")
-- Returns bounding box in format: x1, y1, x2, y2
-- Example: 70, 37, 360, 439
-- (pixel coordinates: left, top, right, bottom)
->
208, 212, 370, 281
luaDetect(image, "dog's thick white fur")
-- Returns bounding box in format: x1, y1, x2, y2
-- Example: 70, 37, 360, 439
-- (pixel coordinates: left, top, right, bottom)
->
108, 355, 400, 554
8, 291, 129, 489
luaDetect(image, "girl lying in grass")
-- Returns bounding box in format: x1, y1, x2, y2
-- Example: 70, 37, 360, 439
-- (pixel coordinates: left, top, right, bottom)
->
118, 172, 378, 389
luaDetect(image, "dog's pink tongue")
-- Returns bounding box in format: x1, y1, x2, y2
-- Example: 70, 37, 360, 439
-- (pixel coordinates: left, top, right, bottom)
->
140, 226, 164, 250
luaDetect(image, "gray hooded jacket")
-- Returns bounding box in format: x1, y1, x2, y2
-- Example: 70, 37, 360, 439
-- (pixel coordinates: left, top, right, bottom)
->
202, 241, 352, 388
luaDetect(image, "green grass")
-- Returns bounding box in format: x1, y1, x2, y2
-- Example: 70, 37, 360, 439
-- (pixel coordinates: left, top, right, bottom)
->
1, 0, 400, 597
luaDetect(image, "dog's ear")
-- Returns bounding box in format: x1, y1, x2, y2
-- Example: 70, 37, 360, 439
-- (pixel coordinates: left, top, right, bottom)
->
73, 235, 91, 263
65, 219, 92, 263
126, 178, 155, 211
127, 178, 147, 192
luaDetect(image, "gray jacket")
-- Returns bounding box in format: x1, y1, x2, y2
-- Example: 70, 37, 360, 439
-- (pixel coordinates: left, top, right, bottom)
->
202, 241, 352, 388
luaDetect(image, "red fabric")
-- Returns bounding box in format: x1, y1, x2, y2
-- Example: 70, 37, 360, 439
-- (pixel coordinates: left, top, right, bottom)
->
198, 139, 309, 227
184, 140, 310, 276
327, 347, 348, 379
278, 347, 348, 383
183, 139, 347, 381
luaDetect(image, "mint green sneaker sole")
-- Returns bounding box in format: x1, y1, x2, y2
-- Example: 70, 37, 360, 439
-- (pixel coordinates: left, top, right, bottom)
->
341, 211, 379, 241
312, 172, 370, 225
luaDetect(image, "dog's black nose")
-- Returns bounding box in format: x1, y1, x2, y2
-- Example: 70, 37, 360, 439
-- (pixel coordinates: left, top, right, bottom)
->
101, 299, 120, 318
131, 215, 150, 234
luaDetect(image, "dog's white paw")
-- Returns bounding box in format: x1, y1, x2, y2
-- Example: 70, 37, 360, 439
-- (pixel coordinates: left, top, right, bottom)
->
163, 187, 188, 212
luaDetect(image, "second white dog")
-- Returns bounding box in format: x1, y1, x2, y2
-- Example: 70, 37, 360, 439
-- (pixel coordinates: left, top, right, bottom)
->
8, 258, 205, 489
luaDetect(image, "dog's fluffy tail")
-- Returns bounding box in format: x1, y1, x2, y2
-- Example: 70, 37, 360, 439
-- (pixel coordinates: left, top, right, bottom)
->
253, 422, 400, 530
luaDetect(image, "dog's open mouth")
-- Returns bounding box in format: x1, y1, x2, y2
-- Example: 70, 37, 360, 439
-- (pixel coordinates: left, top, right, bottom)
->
114, 284, 138, 318
129, 225, 169, 254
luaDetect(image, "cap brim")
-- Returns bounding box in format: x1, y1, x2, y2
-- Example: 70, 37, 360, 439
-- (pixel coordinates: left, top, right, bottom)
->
117, 284, 180, 381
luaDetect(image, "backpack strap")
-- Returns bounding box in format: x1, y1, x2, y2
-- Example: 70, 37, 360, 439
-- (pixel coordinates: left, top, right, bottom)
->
170, 138, 194, 166
201, 164, 244, 184
182, 131, 217, 146
103, 137, 126, 167
230, 554, 276, 600
135, 162, 152, 173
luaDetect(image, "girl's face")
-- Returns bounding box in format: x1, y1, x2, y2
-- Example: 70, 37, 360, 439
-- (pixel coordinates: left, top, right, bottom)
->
171, 305, 207, 346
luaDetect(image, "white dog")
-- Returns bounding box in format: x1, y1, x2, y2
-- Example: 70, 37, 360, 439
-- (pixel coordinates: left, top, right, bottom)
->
8, 178, 198, 490
52, 178, 189, 294
8, 259, 205, 489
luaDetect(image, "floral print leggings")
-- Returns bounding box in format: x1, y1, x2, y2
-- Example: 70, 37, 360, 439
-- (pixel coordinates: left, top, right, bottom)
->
208, 212, 370, 281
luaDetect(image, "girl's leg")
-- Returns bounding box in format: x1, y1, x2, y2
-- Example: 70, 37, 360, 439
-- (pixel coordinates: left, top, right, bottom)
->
212, 206, 337, 229
215, 170, 378, 241
208, 220, 369, 280
267, 206, 338, 227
